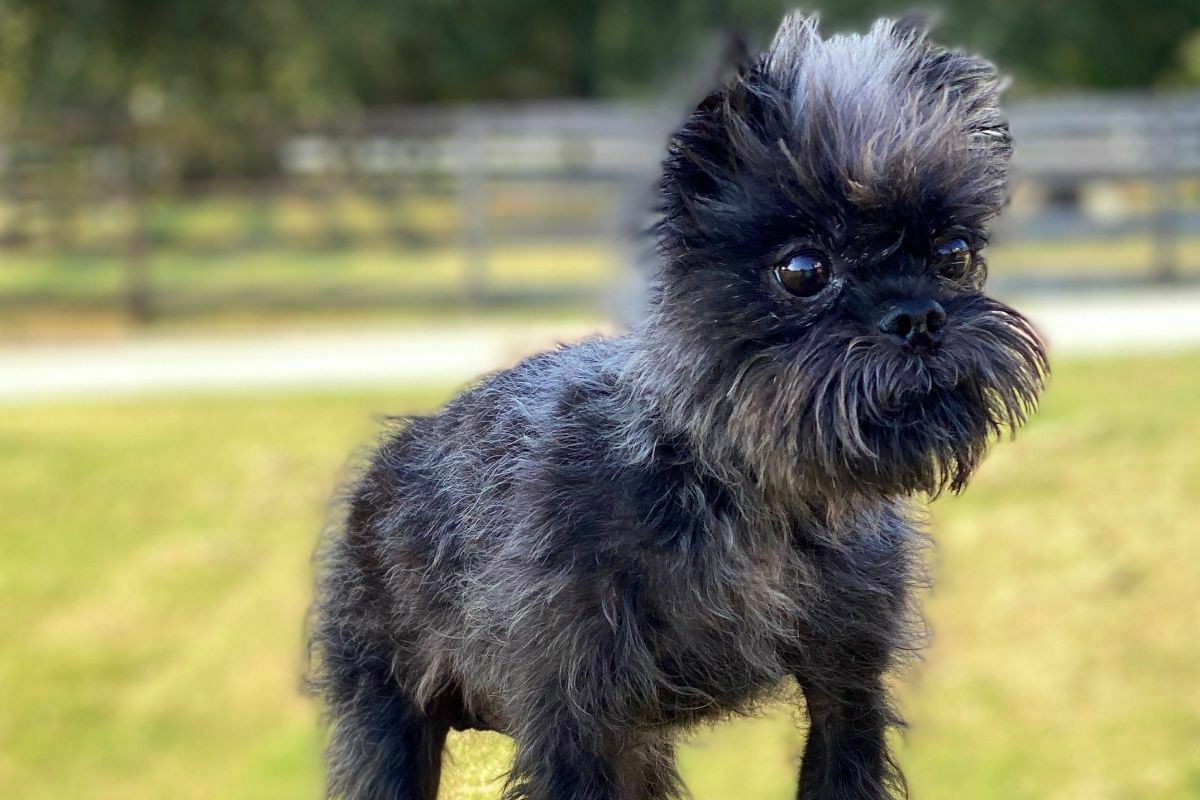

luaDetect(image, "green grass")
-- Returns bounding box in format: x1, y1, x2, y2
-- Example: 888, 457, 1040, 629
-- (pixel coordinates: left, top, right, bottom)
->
2, 353, 1199, 799
0, 242, 616, 340
0, 187, 624, 324
0, 243, 619, 304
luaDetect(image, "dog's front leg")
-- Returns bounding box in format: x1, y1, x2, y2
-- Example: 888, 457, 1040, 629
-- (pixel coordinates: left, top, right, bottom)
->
796, 679, 905, 800
505, 722, 631, 800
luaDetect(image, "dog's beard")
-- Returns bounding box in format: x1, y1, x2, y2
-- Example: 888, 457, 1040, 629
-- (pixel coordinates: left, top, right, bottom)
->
789, 295, 1048, 495
643, 295, 1047, 498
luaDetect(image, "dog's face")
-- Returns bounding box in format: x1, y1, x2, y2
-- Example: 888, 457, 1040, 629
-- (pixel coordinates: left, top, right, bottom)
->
650, 15, 1047, 497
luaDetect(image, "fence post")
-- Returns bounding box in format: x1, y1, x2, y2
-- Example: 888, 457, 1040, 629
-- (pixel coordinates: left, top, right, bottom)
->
1149, 95, 1180, 283
456, 111, 490, 304
122, 130, 153, 322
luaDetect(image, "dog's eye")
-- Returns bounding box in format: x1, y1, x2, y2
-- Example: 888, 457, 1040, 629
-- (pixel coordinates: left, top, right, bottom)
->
933, 237, 973, 279
775, 252, 830, 297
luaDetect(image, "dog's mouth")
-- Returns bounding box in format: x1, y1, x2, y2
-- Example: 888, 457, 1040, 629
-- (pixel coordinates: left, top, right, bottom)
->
822, 377, 995, 496
873, 380, 962, 426
801, 310, 1047, 496
819, 345, 981, 430
692, 297, 1046, 497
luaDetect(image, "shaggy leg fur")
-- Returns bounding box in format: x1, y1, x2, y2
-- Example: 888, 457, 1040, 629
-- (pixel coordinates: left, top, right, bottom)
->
505, 732, 683, 800
797, 681, 904, 800
321, 643, 451, 800
628, 739, 685, 799
504, 728, 621, 800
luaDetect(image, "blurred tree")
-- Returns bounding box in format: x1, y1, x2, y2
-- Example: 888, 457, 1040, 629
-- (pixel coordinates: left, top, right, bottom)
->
2, 1, 328, 110
0, 0, 344, 173
321, 0, 787, 102
324, 0, 1200, 100
935, 0, 1200, 91
4, 0, 1198, 113
0, 0, 1197, 173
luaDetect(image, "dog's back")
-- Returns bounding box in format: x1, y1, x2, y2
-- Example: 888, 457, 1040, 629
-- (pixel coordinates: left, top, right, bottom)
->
311, 337, 635, 732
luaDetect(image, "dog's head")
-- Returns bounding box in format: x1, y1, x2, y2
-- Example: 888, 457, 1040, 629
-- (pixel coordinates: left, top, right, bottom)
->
644, 14, 1047, 497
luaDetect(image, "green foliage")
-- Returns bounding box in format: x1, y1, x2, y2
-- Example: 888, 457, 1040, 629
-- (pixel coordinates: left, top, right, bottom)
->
1, 0, 1195, 178
0, 0, 338, 119
2, 0, 1196, 123
938, 0, 1200, 91
0, 0, 347, 174
817, 0, 1200, 92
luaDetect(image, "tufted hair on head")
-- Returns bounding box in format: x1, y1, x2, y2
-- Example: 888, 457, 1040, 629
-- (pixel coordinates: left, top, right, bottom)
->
659, 14, 1012, 267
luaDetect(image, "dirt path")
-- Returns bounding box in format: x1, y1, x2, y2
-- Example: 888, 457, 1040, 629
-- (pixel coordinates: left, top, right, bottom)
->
1, 290, 1197, 402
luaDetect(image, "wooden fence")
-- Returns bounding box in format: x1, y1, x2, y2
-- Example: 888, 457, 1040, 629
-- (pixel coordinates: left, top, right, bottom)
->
1, 93, 1198, 320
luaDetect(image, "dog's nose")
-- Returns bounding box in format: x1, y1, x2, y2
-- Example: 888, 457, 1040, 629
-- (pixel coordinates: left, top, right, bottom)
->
877, 299, 947, 349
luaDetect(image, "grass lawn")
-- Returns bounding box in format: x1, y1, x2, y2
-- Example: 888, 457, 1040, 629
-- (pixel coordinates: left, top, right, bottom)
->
0, 242, 621, 307
1, 352, 1198, 799
0, 241, 618, 341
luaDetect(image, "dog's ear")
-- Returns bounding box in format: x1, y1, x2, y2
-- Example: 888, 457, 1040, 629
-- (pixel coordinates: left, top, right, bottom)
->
889, 10, 937, 43
660, 19, 805, 222
717, 30, 755, 84
659, 72, 787, 232
661, 12, 821, 207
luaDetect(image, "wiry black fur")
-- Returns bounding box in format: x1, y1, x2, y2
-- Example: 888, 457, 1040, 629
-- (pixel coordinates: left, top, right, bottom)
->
308, 14, 1048, 800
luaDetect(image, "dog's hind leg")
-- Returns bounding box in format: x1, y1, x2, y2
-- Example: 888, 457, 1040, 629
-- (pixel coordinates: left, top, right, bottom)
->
321, 646, 451, 800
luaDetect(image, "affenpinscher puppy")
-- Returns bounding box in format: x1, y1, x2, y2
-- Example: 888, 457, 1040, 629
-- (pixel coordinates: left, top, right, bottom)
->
310, 13, 1047, 800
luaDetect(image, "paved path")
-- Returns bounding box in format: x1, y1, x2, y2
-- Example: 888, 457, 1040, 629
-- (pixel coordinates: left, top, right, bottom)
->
1, 290, 1198, 402
1019, 289, 1200, 354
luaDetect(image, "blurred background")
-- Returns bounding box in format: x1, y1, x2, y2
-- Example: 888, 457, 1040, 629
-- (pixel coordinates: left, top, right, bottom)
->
1, 2, 1198, 799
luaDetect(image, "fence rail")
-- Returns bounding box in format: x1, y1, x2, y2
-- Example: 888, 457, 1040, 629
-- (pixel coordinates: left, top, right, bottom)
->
2, 92, 1198, 321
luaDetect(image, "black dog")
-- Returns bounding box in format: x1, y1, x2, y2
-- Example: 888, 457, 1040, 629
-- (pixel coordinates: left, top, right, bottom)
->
309, 14, 1047, 800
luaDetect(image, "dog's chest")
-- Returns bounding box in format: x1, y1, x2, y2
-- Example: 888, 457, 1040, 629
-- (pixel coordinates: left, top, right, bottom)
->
646, 515, 913, 718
